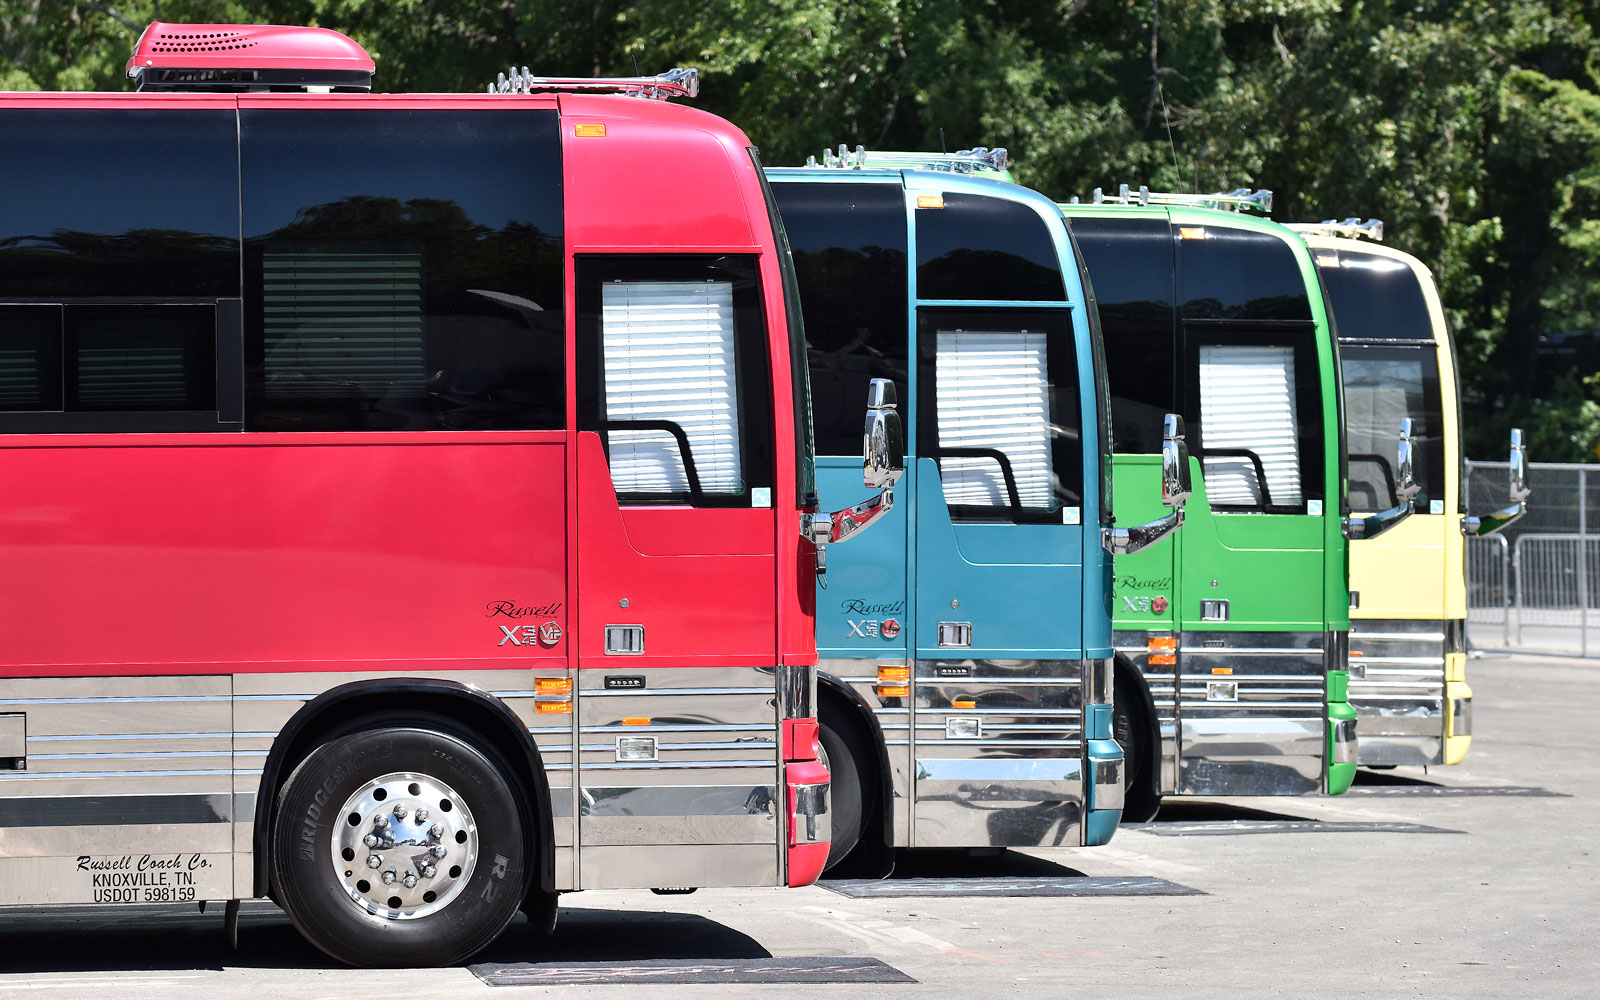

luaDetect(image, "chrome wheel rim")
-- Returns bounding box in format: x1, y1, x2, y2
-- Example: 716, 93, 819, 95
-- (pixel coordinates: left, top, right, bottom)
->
331, 770, 479, 920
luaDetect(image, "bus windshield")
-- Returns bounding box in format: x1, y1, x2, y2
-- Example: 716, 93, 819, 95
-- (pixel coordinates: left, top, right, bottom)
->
1341, 343, 1444, 511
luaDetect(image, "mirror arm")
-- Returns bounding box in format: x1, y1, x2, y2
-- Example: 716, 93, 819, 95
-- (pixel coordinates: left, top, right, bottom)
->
1103, 508, 1185, 556
800, 488, 898, 579
1462, 501, 1526, 537
1343, 500, 1412, 541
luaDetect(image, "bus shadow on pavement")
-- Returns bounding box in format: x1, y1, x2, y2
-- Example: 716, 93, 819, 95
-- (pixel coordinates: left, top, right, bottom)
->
1140, 800, 1312, 825
0, 902, 770, 973
1347, 768, 1567, 797
882, 848, 1089, 880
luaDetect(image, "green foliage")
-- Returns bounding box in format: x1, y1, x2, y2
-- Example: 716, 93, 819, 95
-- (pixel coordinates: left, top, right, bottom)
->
2, 0, 1597, 458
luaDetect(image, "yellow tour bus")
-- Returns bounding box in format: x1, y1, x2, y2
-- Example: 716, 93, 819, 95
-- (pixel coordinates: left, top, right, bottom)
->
1291, 220, 1528, 769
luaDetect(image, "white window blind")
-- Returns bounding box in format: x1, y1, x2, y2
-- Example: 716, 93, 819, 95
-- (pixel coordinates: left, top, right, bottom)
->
1198, 344, 1302, 507
602, 280, 742, 495
262, 250, 425, 401
935, 329, 1054, 509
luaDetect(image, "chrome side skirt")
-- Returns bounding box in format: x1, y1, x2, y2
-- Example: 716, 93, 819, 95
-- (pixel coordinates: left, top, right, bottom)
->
1348, 618, 1447, 766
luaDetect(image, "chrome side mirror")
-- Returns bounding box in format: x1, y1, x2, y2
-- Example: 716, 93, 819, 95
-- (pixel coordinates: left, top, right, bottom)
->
1104, 412, 1188, 556
1345, 417, 1419, 540
1509, 427, 1530, 504
801, 378, 907, 578
1161, 413, 1192, 508
864, 378, 905, 491
1464, 427, 1529, 536
1395, 417, 1420, 505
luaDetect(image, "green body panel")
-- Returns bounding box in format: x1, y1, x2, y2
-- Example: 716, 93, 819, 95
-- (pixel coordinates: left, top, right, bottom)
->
1326, 683, 1357, 794
1103, 206, 1350, 635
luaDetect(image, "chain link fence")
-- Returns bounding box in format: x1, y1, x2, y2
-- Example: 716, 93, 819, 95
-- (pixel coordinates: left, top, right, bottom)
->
1465, 461, 1600, 657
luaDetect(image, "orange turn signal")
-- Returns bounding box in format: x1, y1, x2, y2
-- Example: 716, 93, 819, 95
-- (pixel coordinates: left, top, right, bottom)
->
878, 665, 910, 683
877, 685, 910, 699
1148, 636, 1178, 652
916, 194, 945, 209
535, 700, 572, 714
1149, 653, 1176, 666
535, 676, 573, 695
574, 123, 606, 137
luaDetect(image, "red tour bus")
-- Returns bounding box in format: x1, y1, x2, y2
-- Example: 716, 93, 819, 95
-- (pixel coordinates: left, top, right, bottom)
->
0, 23, 902, 967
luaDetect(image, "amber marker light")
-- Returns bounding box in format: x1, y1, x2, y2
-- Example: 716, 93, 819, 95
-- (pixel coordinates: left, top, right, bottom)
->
1148, 635, 1178, 666
534, 700, 572, 714
535, 676, 573, 696
574, 123, 606, 137
916, 194, 945, 209
952, 698, 977, 709
1179, 226, 1207, 240
622, 717, 651, 726
1211, 667, 1234, 675
877, 664, 911, 698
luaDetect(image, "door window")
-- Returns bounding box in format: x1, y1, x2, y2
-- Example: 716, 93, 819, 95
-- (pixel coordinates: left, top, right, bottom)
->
578, 255, 773, 507
918, 309, 1080, 523
1187, 329, 1324, 513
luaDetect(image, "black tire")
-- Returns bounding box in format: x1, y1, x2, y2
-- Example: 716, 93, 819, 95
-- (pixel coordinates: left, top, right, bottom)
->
271, 725, 529, 967
1114, 674, 1162, 823
818, 708, 878, 872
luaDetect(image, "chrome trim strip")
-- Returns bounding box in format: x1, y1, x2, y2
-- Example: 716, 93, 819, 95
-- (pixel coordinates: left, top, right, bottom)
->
580, 686, 775, 697
1177, 647, 1325, 656
578, 761, 773, 771
0, 768, 234, 779
28, 732, 234, 742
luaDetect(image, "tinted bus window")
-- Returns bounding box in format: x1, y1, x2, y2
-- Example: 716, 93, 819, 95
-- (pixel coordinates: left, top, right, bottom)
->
1319, 251, 1433, 340
0, 110, 239, 299
772, 181, 908, 457
1067, 217, 1175, 454
1178, 229, 1311, 321
240, 109, 565, 432
0, 110, 236, 430
1342, 343, 1444, 510
917, 194, 1065, 303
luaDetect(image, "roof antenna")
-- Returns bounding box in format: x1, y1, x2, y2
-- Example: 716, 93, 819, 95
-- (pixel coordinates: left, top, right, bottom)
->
631, 54, 641, 76
939, 128, 947, 154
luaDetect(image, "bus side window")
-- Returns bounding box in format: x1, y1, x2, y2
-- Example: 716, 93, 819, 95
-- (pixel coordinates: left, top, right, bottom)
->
917, 309, 1081, 523
240, 108, 565, 432
576, 255, 774, 507
0, 108, 238, 432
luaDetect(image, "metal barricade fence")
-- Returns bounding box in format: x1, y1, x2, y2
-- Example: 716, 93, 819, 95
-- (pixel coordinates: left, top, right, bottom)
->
1465, 461, 1600, 657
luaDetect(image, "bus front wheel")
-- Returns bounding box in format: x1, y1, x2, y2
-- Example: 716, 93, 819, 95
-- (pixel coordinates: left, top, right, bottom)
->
818, 711, 877, 871
1113, 677, 1162, 823
271, 725, 530, 967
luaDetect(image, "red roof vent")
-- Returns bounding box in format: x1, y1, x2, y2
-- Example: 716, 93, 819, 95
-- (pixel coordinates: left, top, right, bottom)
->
126, 22, 374, 93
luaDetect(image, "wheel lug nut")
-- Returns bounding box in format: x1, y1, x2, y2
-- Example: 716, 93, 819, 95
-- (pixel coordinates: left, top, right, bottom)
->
430, 845, 447, 859
392, 804, 407, 819
415, 808, 429, 823
381, 869, 397, 885
366, 855, 383, 869
403, 873, 418, 889
422, 864, 437, 879
363, 833, 380, 848
373, 814, 388, 828
429, 823, 444, 839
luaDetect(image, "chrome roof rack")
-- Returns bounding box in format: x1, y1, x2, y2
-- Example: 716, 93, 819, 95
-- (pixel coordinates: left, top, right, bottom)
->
1066, 183, 1273, 216
1284, 218, 1385, 242
804, 144, 1009, 174
486, 65, 699, 99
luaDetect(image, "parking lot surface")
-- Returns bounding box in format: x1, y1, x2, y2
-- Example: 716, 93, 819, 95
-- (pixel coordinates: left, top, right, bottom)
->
1, 651, 1593, 998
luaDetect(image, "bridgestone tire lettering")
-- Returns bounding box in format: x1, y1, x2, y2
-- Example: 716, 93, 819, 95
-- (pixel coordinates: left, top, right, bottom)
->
270, 726, 529, 967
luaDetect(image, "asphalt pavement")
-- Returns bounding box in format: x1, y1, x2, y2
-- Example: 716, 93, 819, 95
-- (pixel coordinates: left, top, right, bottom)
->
0, 650, 1593, 998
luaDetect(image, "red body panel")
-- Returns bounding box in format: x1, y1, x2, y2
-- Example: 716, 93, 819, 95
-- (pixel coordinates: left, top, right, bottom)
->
0, 433, 567, 676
